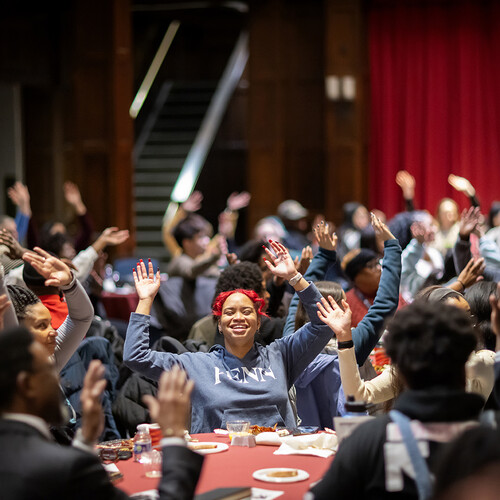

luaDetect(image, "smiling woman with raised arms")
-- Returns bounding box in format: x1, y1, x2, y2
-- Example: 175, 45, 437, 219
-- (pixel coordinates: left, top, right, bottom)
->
124, 240, 338, 433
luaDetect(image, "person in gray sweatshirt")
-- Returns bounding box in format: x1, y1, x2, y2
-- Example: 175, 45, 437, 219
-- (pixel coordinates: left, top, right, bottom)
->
124, 240, 342, 434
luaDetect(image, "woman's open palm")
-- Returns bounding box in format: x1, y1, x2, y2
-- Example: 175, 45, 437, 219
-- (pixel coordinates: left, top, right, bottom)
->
133, 259, 161, 301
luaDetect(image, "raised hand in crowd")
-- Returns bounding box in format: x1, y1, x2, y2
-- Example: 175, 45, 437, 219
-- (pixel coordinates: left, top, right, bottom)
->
313, 221, 338, 251
395, 170, 416, 201
449, 257, 485, 293
0, 228, 27, 259
80, 360, 108, 444
0, 294, 11, 331
371, 212, 396, 242
181, 190, 203, 213
64, 181, 87, 215
226, 191, 251, 212
459, 207, 482, 239
23, 247, 73, 287
490, 282, 500, 351
91, 227, 130, 253
295, 245, 313, 276
449, 173, 476, 198
7, 181, 31, 216
263, 240, 309, 292
143, 365, 194, 439
133, 258, 161, 315
410, 220, 433, 245
317, 295, 352, 342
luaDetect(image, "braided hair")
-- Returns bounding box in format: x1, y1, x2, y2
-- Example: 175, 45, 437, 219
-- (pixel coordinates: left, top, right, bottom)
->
7, 285, 40, 321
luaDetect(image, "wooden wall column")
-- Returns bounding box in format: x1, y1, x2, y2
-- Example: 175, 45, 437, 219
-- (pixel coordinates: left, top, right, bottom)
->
324, 0, 368, 222
64, 0, 134, 255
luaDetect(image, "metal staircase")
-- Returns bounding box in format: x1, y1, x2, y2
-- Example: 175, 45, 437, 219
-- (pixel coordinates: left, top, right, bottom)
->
132, 30, 248, 264
133, 81, 217, 262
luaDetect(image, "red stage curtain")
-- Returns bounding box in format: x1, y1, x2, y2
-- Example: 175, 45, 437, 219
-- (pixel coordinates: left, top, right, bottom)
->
369, 0, 500, 218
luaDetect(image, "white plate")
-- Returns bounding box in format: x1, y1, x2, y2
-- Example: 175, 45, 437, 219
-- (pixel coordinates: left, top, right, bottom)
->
252, 468, 309, 483
187, 442, 229, 454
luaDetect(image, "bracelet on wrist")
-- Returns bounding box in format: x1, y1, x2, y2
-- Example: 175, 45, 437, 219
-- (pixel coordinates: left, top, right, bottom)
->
337, 339, 354, 350
288, 272, 303, 287
456, 279, 465, 292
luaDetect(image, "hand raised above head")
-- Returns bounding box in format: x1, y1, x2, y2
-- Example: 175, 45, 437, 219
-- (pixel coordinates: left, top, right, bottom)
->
263, 240, 297, 281
295, 245, 313, 275
313, 221, 337, 251
395, 170, 415, 199
226, 191, 251, 212
22, 247, 73, 287
371, 212, 395, 242
133, 258, 161, 302
181, 190, 203, 213
317, 296, 352, 341
448, 174, 476, 197
0, 229, 26, 260
459, 207, 481, 239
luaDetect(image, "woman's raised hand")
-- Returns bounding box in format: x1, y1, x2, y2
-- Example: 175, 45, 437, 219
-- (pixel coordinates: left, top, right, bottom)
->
371, 212, 395, 242
263, 240, 297, 280
317, 296, 352, 341
313, 221, 337, 251
133, 259, 161, 302
23, 247, 73, 287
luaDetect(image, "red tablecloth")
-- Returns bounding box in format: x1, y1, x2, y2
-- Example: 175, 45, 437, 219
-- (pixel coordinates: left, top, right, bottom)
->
116, 433, 333, 499
101, 291, 139, 321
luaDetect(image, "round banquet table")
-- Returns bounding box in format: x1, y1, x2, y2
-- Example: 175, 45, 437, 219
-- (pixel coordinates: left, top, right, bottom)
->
115, 433, 334, 499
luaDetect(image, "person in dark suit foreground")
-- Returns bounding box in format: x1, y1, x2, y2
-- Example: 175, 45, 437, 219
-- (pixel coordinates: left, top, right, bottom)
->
0, 325, 203, 500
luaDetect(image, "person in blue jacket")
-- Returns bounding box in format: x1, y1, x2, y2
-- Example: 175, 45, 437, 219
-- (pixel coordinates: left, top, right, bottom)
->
288, 214, 402, 427
124, 241, 342, 434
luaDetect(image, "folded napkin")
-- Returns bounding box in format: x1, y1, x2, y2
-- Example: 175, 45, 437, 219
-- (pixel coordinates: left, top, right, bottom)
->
273, 433, 338, 458
255, 432, 283, 446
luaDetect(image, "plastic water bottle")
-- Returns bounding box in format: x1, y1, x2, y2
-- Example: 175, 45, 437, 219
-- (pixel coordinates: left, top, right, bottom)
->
133, 424, 152, 462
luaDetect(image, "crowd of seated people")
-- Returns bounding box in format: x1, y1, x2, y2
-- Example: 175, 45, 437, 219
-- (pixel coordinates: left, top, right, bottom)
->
1, 171, 500, 499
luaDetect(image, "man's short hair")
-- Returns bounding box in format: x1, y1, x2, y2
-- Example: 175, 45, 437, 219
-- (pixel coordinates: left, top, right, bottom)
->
213, 262, 263, 304
172, 214, 212, 248
384, 302, 476, 390
0, 327, 34, 411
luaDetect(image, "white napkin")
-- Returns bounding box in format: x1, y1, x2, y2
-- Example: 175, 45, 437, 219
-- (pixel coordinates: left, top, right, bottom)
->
273, 433, 338, 458
255, 432, 283, 446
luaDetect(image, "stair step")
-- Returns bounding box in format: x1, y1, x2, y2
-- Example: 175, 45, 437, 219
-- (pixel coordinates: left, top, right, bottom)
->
135, 158, 184, 170
135, 171, 179, 184
135, 215, 165, 227
161, 104, 208, 116
140, 144, 191, 156
148, 131, 196, 143
135, 185, 175, 198
135, 200, 171, 212
155, 117, 201, 129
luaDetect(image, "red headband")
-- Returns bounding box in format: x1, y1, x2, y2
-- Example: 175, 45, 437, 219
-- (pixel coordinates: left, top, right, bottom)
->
212, 289, 268, 317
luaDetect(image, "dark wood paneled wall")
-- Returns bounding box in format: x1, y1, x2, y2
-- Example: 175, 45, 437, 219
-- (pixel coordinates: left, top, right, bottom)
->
62, 0, 134, 255
248, 0, 368, 229
4, 1, 134, 255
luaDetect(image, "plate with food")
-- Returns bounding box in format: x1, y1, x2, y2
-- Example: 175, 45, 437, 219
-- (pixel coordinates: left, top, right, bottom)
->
187, 442, 229, 454
252, 468, 309, 483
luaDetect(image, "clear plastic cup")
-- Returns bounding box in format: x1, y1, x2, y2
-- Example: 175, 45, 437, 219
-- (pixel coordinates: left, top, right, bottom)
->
226, 420, 250, 440
142, 449, 162, 478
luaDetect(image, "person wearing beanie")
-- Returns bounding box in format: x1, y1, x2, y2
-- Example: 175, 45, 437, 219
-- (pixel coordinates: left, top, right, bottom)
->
342, 248, 383, 328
